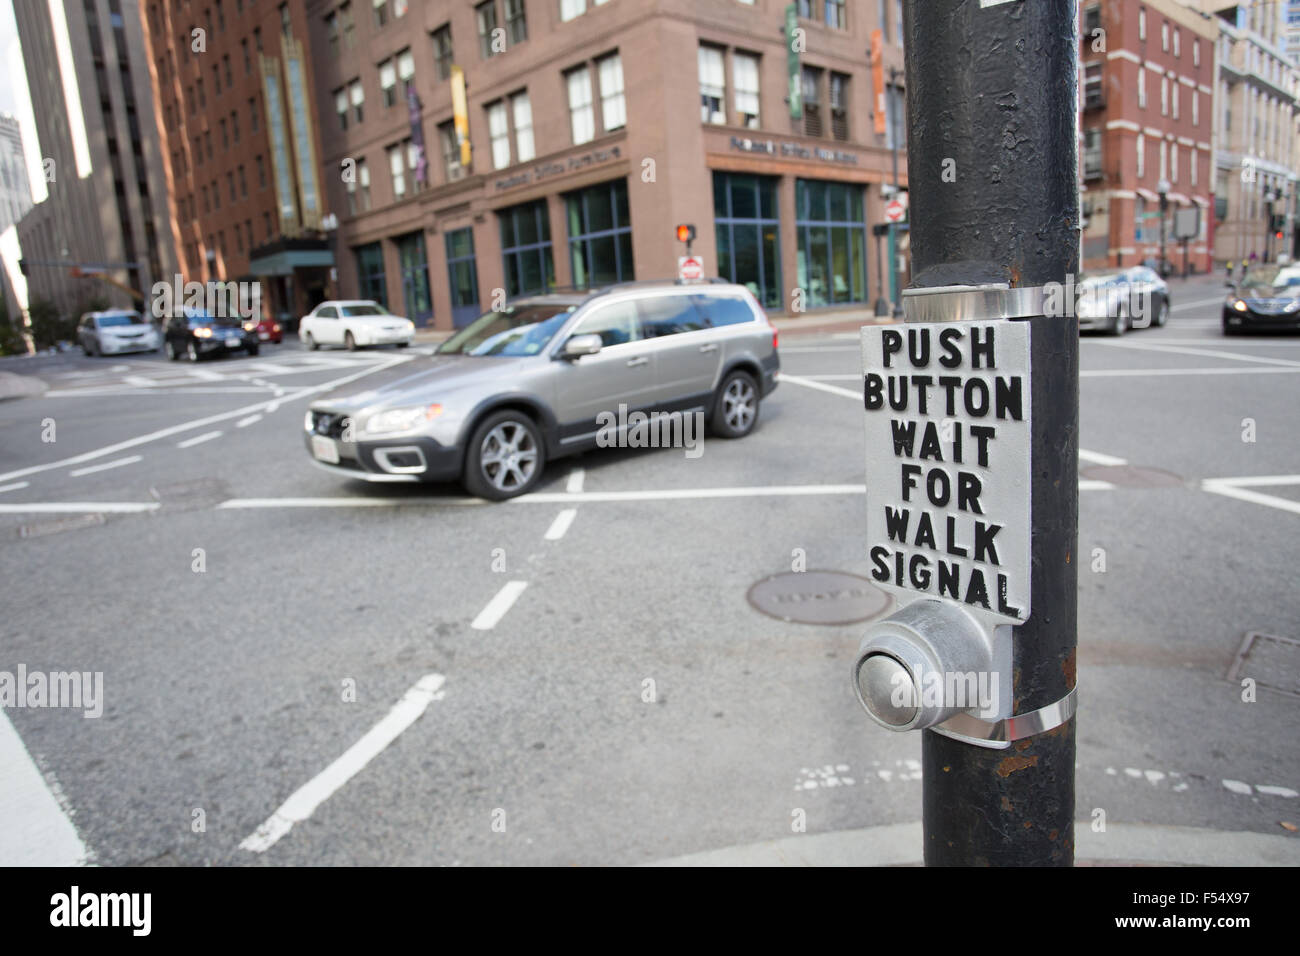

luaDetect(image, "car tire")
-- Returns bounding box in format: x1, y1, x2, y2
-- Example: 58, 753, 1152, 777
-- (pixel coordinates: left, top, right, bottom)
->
81, 341, 90, 356
396, 341, 409, 348
345, 331, 357, 352
303, 331, 318, 351
463, 410, 546, 501
1222, 318, 1238, 336
710, 369, 761, 439
1110, 309, 1129, 336
1154, 298, 1169, 327
165, 340, 179, 361
247, 344, 260, 357
187, 341, 200, 362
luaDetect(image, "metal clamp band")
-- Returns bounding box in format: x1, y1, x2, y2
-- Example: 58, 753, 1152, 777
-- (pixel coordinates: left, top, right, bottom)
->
902, 284, 1051, 323
931, 686, 1078, 750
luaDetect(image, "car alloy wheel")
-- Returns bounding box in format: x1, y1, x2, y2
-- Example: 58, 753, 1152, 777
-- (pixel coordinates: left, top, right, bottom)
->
304, 332, 317, 351
1155, 299, 1169, 327
713, 371, 759, 438
1111, 311, 1128, 336
480, 422, 538, 494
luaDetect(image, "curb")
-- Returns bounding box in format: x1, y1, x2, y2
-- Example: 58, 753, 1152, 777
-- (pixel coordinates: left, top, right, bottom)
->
0, 371, 48, 402
645, 822, 1300, 867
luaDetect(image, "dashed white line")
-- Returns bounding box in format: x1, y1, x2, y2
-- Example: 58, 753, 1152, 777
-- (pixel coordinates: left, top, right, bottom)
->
236, 414, 263, 428
566, 467, 585, 494
0, 482, 30, 494
471, 581, 529, 630
0, 501, 160, 514
68, 455, 142, 477
1078, 448, 1128, 467
186, 367, 225, 382
545, 508, 578, 541
1202, 477, 1300, 517
239, 673, 446, 854
176, 430, 223, 449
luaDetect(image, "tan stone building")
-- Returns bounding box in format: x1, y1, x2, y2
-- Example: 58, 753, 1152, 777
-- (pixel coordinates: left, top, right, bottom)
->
306, 0, 910, 328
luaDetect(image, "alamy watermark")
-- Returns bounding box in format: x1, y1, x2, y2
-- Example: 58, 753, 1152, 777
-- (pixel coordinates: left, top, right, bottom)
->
150, 276, 262, 320
0, 666, 103, 718
890, 666, 999, 720
596, 404, 704, 459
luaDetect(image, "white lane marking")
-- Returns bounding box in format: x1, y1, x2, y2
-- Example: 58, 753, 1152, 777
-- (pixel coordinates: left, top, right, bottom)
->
0, 710, 90, 866
1094, 339, 1300, 368
218, 496, 483, 509
243, 361, 293, 374
176, 430, 223, 449
471, 581, 529, 631
1170, 295, 1231, 312
0, 501, 160, 514
42, 386, 279, 398
566, 467, 585, 494
1078, 448, 1128, 466
236, 414, 263, 428
777, 373, 861, 399
1082, 366, 1300, 378
1202, 477, 1300, 517
544, 508, 578, 541
1140, 338, 1300, 347
1078, 480, 1116, 491
0, 482, 30, 494
778, 345, 860, 354
1202, 474, 1300, 488
786, 374, 861, 381
239, 673, 446, 853
186, 367, 225, 381
123, 375, 159, 387
68, 455, 142, 477
0, 354, 412, 484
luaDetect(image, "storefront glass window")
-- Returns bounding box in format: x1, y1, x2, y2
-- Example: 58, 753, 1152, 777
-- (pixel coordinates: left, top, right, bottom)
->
499, 200, 555, 297
796, 179, 867, 308
446, 227, 480, 328
355, 242, 387, 307
565, 179, 635, 288
712, 172, 781, 309
396, 231, 433, 325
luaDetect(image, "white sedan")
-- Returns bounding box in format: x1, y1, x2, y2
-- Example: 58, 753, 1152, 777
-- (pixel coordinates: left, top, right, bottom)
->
299, 300, 415, 351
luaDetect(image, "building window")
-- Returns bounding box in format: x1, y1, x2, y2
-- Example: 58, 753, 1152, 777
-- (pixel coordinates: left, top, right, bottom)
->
598, 54, 625, 132
802, 67, 823, 138
232, 111, 240, 144
280, 2, 291, 35
713, 172, 781, 309
499, 200, 554, 297
561, 0, 586, 22
505, 0, 527, 44
326, 13, 339, 56
1193, 40, 1199, 68
373, 0, 389, 29
250, 97, 260, 132
824, 0, 846, 30
433, 24, 453, 80
566, 178, 634, 288
795, 179, 867, 307
388, 143, 406, 199
1160, 76, 1167, 116
1083, 62, 1103, 109
350, 80, 364, 123
380, 58, 397, 107
439, 121, 465, 181
1083, 3, 1100, 36
1170, 143, 1178, 183
256, 154, 265, 188
1192, 90, 1198, 127
734, 52, 760, 129
1137, 68, 1146, 109
513, 91, 535, 162
446, 228, 480, 328
1083, 128, 1102, 179
488, 101, 511, 169
396, 231, 432, 325
1138, 7, 1145, 41
1171, 81, 1178, 120
1136, 133, 1144, 178
397, 48, 415, 96
829, 72, 849, 141
477, 1, 498, 59
238, 164, 247, 197
359, 158, 371, 209
1173, 28, 1180, 58
567, 66, 595, 144
699, 46, 726, 125
355, 242, 387, 306
336, 88, 350, 130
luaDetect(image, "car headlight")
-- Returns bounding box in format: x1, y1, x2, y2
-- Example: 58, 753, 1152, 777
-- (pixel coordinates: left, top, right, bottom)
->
363, 404, 443, 435
195, 327, 213, 337
304, 410, 315, 431
244, 321, 257, 331
1232, 299, 1248, 312
405, 321, 415, 333
1285, 300, 1300, 313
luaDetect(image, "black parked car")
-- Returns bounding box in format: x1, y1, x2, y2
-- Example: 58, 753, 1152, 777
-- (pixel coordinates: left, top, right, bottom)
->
1223, 269, 1300, 335
164, 308, 260, 361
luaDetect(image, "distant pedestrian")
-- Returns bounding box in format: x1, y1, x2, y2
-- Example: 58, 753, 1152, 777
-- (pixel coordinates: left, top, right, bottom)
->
1226, 259, 1234, 279
1249, 250, 1259, 265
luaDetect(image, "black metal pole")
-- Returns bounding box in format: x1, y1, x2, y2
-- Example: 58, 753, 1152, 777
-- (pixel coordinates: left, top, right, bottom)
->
1160, 195, 1168, 275
889, 67, 903, 317
904, 0, 1078, 866
874, 226, 889, 316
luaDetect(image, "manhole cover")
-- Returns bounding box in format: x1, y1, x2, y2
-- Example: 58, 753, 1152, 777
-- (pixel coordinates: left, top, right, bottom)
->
19, 513, 106, 538
1080, 465, 1183, 488
747, 570, 891, 626
1226, 631, 1300, 699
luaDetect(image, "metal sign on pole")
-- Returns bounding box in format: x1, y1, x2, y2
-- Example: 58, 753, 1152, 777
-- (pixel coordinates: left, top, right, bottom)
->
852, 0, 1079, 867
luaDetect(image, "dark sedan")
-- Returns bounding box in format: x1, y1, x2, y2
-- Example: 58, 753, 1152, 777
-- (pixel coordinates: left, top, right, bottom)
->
1223, 272, 1300, 334
164, 309, 260, 361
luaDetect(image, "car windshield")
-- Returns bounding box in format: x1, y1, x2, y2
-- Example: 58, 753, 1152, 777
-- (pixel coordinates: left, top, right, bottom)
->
341, 304, 387, 317
437, 304, 577, 357
1078, 273, 1124, 286
185, 311, 239, 327
1239, 267, 1300, 297
97, 313, 140, 327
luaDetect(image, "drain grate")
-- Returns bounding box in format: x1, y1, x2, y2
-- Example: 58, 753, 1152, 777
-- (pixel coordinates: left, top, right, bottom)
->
19, 513, 106, 538
1079, 465, 1183, 488
747, 570, 891, 626
1226, 631, 1300, 699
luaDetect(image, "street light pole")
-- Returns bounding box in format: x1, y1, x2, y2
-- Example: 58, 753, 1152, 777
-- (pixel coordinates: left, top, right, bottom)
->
1157, 179, 1170, 277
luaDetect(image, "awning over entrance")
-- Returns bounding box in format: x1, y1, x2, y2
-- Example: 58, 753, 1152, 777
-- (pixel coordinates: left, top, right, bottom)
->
247, 248, 335, 276
1135, 188, 1159, 202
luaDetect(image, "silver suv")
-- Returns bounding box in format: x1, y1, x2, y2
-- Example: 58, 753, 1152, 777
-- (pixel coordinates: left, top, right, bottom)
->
304, 279, 780, 499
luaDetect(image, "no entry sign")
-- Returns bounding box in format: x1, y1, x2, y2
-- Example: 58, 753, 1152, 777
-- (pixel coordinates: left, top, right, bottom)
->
678, 256, 705, 280
861, 320, 1032, 625
885, 199, 906, 223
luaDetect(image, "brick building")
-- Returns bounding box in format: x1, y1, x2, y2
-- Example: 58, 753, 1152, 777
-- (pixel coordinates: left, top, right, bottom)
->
1079, 0, 1218, 273
306, 0, 910, 329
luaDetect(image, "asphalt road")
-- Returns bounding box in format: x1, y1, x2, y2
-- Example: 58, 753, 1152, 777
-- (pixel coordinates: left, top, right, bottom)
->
1, 288, 1297, 866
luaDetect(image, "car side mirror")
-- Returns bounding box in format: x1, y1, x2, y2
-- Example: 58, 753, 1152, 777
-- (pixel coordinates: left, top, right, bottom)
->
561, 333, 602, 359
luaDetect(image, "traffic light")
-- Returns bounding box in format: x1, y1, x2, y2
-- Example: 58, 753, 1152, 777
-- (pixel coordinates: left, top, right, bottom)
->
676, 224, 695, 243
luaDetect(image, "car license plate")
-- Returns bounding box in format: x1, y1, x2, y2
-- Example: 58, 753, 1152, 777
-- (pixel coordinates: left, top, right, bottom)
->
259, 332, 269, 341
311, 436, 339, 464
226, 337, 241, 348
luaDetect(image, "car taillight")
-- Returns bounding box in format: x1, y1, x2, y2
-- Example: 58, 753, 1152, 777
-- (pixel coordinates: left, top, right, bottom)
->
772, 329, 779, 351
